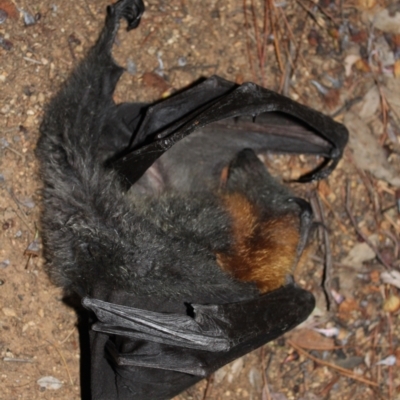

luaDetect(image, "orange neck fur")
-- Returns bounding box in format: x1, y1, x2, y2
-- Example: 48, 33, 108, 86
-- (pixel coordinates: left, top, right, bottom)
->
216, 193, 300, 293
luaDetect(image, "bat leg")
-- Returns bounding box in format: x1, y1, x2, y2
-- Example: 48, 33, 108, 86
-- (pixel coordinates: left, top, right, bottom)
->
288, 197, 314, 256
103, 0, 144, 47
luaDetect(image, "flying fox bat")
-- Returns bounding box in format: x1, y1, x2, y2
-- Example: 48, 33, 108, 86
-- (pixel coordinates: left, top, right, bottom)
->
36, 0, 348, 399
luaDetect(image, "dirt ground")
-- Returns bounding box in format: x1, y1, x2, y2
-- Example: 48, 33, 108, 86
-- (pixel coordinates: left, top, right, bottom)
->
1, 0, 400, 399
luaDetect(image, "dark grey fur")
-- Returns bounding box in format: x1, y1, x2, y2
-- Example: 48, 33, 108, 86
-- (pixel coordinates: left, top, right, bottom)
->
34, 2, 349, 398
36, 0, 297, 304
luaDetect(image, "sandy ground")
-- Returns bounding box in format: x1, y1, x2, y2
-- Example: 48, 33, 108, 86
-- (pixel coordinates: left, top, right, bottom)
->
1, 0, 400, 399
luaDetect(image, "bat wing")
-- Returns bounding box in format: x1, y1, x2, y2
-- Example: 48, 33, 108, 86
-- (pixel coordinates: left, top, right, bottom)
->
83, 284, 314, 377
110, 76, 348, 187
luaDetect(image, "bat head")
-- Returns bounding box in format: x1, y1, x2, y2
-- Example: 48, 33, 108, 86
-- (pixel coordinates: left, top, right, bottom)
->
216, 148, 310, 293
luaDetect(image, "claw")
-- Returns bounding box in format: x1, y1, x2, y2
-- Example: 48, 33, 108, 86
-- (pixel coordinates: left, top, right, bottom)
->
112, 0, 145, 31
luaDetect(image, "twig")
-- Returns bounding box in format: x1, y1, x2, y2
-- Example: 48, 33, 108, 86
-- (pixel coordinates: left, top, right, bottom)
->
277, 6, 307, 68
23, 56, 42, 65
250, 0, 265, 85
387, 311, 394, 400
381, 230, 399, 260
331, 96, 363, 118
46, 340, 74, 385
345, 181, 391, 270
202, 374, 213, 400
318, 375, 340, 397
318, 191, 348, 234
4, 145, 25, 158
291, 7, 310, 70
260, 0, 269, 73
268, 0, 284, 74
287, 340, 379, 387
280, 40, 295, 96
1, 186, 34, 233
243, 0, 258, 83
311, 192, 334, 311
295, 0, 323, 29
59, 326, 77, 345
303, 0, 340, 26
83, 0, 97, 20
3, 357, 34, 363
260, 347, 272, 400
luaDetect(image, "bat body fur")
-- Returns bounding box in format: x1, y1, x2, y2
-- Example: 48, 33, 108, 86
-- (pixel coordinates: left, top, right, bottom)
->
36, 1, 348, 399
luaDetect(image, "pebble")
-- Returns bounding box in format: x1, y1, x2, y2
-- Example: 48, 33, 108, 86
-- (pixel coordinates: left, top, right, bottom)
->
0, 10, 7, 24
2, 307, 17, 317
227, 357, 244, 383
24, 115, 35, 127
178, 56, 187, 67
1, 105, 10, 114
126, 58, 137, 75
37, 376, 63, 390
248, 367, 262, 391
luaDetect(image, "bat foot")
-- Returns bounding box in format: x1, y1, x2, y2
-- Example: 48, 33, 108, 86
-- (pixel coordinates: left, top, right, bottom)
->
107, 0, 145, 31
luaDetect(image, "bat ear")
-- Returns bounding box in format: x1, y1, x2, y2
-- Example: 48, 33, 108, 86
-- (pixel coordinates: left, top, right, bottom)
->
224, 149, 267, 191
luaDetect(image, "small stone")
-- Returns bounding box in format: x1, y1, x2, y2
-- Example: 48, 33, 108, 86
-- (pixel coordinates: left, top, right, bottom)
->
213, 365, 228, 384
126, 58, 136, 75
147, 46, 157, 55
0, 10, 7, 24
2, 307, 17, 317
1, 105, 10, 114
24, 115, 35, 127
248, 367, 262, 391
22, 9, 36, 26
178, 56, 187, 67
37, 376, 63, 390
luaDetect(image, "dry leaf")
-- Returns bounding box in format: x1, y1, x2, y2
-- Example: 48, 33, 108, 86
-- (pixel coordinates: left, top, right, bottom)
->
341, 237, 377, 270
0, 0, 19, 19
371, 9, 400, 34
318, 180, 331, 197
354, 85, 380, 121
383, 295, 400, 313
338, 298, 359, 315
375, 355, 397, 366
289, 329, 335, 351
142, 72, 170, 94
381, 270, 400, 289
369, 270, 380, 283
382, 78, 400, 121
394, 60, 400, 78
344, 54, 361, 76
354, 58, 371, 73
357, 0, 377, 10
344, 111, 400, 187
